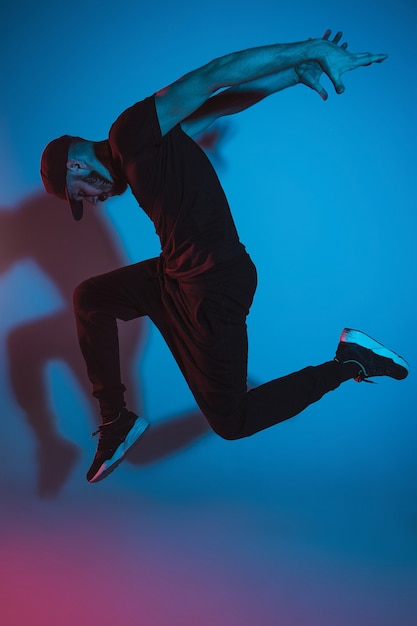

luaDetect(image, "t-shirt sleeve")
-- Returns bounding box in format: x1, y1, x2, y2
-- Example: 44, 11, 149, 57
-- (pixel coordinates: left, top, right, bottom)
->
109, 95, 162, 164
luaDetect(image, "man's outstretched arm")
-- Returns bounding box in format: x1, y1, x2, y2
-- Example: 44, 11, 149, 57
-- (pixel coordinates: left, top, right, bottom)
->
155, 30, 387, 136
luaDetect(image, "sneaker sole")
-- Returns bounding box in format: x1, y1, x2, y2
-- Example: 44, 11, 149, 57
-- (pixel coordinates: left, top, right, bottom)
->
340, 328, 409, 376
88, 417, 150, 484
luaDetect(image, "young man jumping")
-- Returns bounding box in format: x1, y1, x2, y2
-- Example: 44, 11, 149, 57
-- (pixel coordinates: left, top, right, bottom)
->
40, 30, 408, 483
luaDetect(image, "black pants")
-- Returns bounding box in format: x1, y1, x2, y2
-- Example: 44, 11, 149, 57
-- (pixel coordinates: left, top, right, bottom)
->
73, 252, 351, 439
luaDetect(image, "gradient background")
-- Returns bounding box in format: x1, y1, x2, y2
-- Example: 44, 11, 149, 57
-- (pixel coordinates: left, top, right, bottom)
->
1, 1, 416, 624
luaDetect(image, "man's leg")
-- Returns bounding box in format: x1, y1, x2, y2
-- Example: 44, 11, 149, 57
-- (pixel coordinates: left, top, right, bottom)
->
199, 331, 408, 440
154, 255, 408, 440
73, 257, 161, 482
73, 258, 160, 419
237, 329, 409, 438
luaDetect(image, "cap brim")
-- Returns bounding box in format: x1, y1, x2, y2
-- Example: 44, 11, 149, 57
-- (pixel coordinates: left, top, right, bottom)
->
65, 186, 83, 221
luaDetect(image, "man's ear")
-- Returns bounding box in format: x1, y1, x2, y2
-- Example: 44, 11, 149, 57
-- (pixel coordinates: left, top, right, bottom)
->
66, 159, 89, 173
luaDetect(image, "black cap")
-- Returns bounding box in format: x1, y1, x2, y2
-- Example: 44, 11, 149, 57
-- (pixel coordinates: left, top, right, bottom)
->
40, 135, 84, 220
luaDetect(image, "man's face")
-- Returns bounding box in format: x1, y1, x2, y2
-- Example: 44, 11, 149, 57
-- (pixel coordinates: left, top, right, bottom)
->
67, 169, 127, 205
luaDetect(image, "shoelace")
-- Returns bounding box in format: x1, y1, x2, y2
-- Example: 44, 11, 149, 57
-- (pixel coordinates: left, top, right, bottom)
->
337, 358, 378, 384
354, 373, 377, 384
91, 413, 122, 438
354, 363, 378, 384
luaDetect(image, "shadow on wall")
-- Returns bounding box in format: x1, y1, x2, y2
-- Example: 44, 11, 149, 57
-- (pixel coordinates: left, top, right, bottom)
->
1, 192, 211, 499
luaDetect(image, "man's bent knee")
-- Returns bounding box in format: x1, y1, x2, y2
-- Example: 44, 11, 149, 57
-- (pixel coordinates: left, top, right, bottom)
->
204, 408, 247, 441
73, 277, 99, 313
197, 392, 247, 441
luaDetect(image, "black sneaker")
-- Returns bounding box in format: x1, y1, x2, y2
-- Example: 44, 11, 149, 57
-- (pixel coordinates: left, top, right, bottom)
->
335, 328, 409, 382
87, 409, 149, 483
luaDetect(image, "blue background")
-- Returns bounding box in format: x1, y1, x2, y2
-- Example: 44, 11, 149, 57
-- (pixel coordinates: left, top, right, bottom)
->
1, 1, 416, 624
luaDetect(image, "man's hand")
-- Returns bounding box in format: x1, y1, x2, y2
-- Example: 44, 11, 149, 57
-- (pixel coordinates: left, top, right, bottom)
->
296, 29, 388, 100
295, 31, 347, 100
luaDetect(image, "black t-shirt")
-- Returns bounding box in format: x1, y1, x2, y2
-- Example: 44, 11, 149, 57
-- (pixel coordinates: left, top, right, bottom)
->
109, 95, 245, 279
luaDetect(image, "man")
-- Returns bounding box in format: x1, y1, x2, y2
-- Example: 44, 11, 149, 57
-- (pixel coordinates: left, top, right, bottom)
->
40, 30, 408, 484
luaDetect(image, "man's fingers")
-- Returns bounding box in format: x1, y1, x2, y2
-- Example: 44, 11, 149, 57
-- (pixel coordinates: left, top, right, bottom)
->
322, 28, 347, 51
358, 52, 388, 63
305, 76, 328, 100
319, 87, 329, 101
312, 80, 328, 100
350, 51, 388, 70
312, 85, 329, 100
325, 68, 345, 94
332, 31, 343, 45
